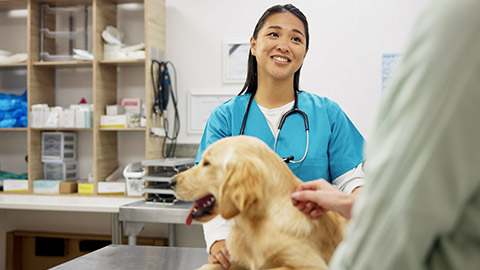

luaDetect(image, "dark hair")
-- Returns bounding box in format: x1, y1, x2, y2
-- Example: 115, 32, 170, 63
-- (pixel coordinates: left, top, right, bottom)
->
238, 4, 309, 95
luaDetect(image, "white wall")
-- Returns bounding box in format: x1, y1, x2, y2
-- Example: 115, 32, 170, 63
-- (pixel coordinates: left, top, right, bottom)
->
165, 0, 430, 143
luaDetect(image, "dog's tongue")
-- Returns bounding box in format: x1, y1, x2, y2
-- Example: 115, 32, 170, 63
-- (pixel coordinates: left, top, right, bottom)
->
186, 207, 194, 226
185, 194, 215, 226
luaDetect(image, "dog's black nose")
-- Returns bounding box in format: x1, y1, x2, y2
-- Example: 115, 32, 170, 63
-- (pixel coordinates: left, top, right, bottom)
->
169, 177, 177, 190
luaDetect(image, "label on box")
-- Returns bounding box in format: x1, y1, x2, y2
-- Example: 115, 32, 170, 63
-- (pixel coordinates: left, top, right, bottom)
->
126, 178, 143, 196
98, 181, 126, 195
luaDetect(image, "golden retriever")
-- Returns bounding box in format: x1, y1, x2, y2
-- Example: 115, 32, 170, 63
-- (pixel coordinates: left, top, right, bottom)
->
170, 136, 346, 270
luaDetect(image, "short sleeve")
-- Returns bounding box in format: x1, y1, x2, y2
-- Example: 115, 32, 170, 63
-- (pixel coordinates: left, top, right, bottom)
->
327, 101, 364, 179
195, 104, 232, 164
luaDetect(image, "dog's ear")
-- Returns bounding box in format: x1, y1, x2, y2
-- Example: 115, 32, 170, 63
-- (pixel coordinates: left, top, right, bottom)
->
219, 157, 265, 219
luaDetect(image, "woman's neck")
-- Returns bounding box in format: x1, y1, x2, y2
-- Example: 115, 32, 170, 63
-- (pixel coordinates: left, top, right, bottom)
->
255, 76, 295, 109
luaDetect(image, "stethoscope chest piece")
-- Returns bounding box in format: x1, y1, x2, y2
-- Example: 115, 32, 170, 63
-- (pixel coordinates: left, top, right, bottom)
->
240, 90, 309, 164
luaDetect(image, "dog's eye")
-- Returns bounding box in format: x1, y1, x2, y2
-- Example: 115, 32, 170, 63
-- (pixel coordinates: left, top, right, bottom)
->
203, 161, 210, 166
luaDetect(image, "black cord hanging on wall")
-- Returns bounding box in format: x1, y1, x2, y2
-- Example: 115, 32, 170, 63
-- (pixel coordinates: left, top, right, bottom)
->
151, 60, 180, 158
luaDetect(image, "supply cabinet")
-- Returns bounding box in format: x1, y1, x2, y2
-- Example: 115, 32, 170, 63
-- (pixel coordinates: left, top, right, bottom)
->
0, 0, 166, 195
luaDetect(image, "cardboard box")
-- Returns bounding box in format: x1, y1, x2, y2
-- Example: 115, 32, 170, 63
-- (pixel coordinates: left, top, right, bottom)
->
3, 179, 28, 193
60, 181, 77, 194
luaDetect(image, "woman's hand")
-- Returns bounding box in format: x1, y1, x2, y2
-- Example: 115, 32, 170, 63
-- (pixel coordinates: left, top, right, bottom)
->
208, 240, 230, 269
291, 179, 359, 219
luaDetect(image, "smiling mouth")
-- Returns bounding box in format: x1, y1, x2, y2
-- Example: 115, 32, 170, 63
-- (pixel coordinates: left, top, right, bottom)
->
272, 56, 290, 62
186, 194, 216, 226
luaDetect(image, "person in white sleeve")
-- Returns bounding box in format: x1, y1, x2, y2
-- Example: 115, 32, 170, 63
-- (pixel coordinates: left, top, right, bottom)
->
293, 0, 480, 269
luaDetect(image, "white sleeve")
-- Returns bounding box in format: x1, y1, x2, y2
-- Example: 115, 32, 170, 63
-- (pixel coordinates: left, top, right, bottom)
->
202, 215, 232, 253
332, 163, 365, 194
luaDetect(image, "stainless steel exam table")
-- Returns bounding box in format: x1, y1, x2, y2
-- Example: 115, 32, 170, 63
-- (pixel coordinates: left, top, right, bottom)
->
119, 200, 197, 246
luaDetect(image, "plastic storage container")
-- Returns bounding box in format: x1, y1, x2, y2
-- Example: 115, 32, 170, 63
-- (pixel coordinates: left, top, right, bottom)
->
44, 160, 78, 180
39, 4, 92, 61
42, 132, 76, 162
123, 162, 145, 196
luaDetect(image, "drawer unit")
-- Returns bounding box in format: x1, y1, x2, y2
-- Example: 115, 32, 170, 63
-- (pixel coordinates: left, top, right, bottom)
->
44, 160, 78, 180
42, 132, 77, 162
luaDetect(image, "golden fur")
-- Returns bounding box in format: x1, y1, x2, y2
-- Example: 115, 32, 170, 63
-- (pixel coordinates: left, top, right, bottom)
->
172, 136, 346, 270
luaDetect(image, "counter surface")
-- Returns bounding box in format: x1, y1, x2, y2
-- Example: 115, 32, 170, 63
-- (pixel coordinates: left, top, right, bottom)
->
50, 245, 208, 270
0, 194, 142, 213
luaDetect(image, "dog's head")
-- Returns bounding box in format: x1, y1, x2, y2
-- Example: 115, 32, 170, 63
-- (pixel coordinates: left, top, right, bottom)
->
171, 136, 290, 225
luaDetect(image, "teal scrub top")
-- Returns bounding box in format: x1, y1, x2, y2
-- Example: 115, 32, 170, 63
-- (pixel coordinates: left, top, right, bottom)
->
196, 91, 364, 182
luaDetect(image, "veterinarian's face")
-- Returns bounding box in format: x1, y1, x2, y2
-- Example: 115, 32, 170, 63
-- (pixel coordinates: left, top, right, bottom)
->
251, 12, 307, 82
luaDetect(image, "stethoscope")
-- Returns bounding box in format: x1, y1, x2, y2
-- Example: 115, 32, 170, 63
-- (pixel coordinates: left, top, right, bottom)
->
239, 90, 309, 164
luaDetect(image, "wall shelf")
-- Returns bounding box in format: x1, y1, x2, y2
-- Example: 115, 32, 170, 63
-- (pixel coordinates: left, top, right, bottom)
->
30, 127, 93, 131
0, 63, 27, 68
0, 128, 28, 132
99, 127, 146, 131
99, 59, 144, 66
33, 61, 93, 67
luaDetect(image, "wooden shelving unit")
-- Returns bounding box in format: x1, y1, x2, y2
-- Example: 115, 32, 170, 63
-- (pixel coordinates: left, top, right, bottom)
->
0, 63, 28, 67
0, 0, 166, 195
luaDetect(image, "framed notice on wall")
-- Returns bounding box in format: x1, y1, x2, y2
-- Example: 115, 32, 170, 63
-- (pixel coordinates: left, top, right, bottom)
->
222, 41, 250, 84
187, 91, 236, 134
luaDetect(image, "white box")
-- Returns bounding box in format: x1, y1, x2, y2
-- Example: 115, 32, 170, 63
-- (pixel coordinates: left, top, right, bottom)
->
98, 181, 126, 195
44, 106, 63, 127
119, 98, 141, 114
42, 132, 76, 162
106, 104, 125, 115
63, 108, 75, 128
75, 104, 93, 128
33, 180, 62, 194
100, 114, 127, 128
44, 160, 78, 180
3, 179, 28, 193
31, 104, 49, 128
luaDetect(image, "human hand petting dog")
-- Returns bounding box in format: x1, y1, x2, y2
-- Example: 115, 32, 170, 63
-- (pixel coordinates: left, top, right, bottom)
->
292, 179, 360, 219
208, 240, 230, 269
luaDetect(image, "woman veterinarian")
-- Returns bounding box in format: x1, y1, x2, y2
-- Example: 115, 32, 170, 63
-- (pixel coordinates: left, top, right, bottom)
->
196, 4, 365, 269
